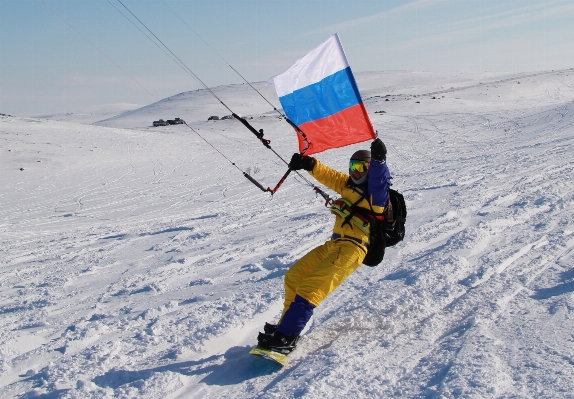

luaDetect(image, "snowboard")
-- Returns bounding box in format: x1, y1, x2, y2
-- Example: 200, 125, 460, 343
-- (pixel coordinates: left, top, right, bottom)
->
249, 346, 290, 366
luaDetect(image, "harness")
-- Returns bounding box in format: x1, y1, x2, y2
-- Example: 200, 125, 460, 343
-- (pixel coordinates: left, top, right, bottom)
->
331, 233, 369, 248
330, 198, 371, 236
329, 188, 386, 240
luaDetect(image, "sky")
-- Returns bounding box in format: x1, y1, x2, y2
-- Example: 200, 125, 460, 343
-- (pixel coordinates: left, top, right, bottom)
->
1, 0, 573, 117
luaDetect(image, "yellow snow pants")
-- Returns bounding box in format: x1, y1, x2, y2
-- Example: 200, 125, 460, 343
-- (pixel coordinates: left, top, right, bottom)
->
281, 239, 367, 317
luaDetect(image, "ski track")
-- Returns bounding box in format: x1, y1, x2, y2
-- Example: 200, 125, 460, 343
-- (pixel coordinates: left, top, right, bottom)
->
1, 70, 574, 398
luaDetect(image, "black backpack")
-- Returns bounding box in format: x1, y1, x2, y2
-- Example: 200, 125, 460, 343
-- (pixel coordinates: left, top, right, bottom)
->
362, 189, 407, 267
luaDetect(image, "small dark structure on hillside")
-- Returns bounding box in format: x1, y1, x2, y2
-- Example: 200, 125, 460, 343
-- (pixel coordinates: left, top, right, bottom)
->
153, 117, 185, 126
153, 119, 168, 126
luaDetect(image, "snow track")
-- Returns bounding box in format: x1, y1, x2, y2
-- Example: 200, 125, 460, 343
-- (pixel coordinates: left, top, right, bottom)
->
1, 70, 574, 398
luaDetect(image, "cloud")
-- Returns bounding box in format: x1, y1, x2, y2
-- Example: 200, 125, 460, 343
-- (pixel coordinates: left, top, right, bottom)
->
448, 0, 574, 30
355, 0, 574, 51
307, 0, 450, 36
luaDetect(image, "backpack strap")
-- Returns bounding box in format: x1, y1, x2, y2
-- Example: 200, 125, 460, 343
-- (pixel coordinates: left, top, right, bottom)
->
340, 190, 368, 230
340, 188, 386, 230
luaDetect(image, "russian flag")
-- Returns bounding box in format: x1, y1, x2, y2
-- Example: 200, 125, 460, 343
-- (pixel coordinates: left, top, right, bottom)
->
273, 34, 376, 155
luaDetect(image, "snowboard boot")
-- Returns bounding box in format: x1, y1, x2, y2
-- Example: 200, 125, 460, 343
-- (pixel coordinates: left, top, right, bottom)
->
264, 322, 278, 334
257, 330, 299, 354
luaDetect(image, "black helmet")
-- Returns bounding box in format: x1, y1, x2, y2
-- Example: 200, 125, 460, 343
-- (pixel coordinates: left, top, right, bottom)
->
349, 150, 370, 185
350, 150, 371, 162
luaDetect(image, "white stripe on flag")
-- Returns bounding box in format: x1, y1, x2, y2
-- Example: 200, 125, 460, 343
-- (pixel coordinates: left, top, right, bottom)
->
273, 34, 349, 98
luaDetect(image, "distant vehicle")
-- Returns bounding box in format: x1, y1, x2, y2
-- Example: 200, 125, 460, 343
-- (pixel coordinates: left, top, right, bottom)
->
167, 118, 185, 125
153, 119, 168, 126
207, 116, 219, 121
221, 115, 234, 120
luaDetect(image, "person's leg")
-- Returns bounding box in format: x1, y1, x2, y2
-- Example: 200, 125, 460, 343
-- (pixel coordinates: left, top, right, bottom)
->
277, 241, 366, 337
257, 243, 330, 350
280, 242, 329, 319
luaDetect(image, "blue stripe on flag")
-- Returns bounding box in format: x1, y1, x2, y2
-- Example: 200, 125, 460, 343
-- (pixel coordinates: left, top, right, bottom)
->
278, 67, 362, 127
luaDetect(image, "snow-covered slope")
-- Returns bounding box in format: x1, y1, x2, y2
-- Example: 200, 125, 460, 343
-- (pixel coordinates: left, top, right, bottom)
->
32, 103, 143, 125
1, 69, 574, 398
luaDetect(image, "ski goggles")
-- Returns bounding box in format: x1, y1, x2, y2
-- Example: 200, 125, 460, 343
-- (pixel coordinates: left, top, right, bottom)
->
349, 160, 370, 173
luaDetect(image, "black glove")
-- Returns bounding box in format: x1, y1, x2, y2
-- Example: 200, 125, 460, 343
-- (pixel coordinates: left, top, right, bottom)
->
371, 138, 387, 163
289, 153, 316, 171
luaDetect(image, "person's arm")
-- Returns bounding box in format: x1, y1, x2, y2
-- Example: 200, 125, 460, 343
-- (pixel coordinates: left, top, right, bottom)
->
368, 138, 391, 207
368, 161, 391, 207
288, 154, 348, 194
309, 159, 349, 194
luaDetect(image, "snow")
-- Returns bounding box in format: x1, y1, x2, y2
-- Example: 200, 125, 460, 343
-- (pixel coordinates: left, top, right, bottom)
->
1, 69, 574, 398
32, 103, 143, 125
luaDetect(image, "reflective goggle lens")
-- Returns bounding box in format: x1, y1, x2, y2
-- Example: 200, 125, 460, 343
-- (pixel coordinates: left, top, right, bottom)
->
349, 160, 369, 173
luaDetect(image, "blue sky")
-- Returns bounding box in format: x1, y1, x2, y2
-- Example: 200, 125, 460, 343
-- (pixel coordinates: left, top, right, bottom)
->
1, 0, 573, 116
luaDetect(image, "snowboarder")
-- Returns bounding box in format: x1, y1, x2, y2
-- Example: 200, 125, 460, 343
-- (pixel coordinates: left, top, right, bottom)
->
257, 138, 392, 353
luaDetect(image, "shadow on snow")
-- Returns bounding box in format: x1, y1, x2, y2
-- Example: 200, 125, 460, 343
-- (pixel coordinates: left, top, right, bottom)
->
531, 268, 574, 300
92, 346, 281, 389
531, 280, 574, 300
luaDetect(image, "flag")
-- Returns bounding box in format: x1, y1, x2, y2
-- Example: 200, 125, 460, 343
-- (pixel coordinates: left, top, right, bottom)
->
273, 34, 376, 155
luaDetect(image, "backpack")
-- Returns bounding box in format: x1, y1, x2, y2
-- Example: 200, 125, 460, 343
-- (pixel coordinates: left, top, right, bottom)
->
332, 188, 407, 267
362, 189, 407, 267
382, 189, 407, 247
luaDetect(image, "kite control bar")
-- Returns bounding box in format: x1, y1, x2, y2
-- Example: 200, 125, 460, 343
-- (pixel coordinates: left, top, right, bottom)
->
232, 112, 328, 201
242, 167, 292, 195
233, 113, 295, 195
233, 113, 271, 148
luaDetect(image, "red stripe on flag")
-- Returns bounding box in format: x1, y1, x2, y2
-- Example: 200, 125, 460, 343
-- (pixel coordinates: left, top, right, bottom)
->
297, 103, 376, 155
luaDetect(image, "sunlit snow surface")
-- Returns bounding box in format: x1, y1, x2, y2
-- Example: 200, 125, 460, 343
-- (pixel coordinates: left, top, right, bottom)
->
1, 70, 574, 398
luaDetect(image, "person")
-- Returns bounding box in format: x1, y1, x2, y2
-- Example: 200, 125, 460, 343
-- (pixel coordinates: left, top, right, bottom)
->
257, 138, 392, 353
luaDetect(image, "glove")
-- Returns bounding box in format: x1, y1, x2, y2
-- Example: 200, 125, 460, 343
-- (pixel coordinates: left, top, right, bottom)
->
371, 138, 387, 163
289, 153, 316, 171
